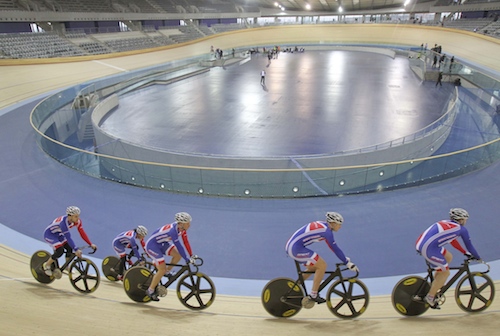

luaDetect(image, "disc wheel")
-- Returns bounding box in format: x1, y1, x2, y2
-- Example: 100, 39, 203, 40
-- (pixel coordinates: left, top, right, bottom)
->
326, 278, 370, 318
123, 266, 153, 303
455, 272, 495, 313
29, 250, 55, 284
68, 258, 100, 293
101, 256, 121, 281
176, 272, 216, 310
261, 277, 304, 318
391, 276, 430, 316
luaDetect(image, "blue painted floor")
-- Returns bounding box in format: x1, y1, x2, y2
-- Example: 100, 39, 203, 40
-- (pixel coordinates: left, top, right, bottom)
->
1, 50, 499, 296
101, 51, 454, 156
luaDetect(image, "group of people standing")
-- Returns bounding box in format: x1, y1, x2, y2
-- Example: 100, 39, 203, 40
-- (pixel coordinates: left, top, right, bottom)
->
42, 205, 482, 309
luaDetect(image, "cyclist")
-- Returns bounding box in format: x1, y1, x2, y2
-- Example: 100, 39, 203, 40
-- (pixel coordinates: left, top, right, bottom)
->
416, 208, 481, 309
144, 212, 198, 301
111, 225, 148, 281
42, 206, 97, 276
285, 212, 359, 305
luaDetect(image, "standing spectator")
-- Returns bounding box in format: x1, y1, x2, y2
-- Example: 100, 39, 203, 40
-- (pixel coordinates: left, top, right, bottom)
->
449, 56, 455, 72
436, 72, 443, 87
432, 54, 438, 68
261, 70, 266, 85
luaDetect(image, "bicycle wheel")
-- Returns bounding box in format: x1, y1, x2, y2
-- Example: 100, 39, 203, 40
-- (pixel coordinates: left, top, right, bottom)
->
101, 256, 120, 281
176, 272, 216, 310
123, 266, 153, 303
455, 272, 495, 313
261, 277, 304, 318
326, 278, 369, 318
68, 258, 100, 293
29, 250, 55, 284
391, 276, 430, 316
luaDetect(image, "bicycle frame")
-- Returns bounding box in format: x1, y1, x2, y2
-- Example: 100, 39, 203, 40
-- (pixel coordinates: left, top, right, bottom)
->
57, 245, 96, 271
281, 261, 356, 305
418, 259, 487, 298
158, 259, 202, 288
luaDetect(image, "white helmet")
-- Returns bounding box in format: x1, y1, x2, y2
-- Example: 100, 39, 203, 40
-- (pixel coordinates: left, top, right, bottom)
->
326, 212, 343, 224
175, 212, 192, 223
66, 206, 81, 216
449, 208, 469, 221
135, 225, 148, 237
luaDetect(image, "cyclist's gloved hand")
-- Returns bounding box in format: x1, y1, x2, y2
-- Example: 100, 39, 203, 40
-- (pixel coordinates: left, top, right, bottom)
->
189, 255, 199, 264
91, 244, 97, 251
464, 252, 478, 260
346, 258, 359, 272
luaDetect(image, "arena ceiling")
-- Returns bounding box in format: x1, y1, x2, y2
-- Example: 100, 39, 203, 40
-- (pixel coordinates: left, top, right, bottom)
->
234, 0, 431, 12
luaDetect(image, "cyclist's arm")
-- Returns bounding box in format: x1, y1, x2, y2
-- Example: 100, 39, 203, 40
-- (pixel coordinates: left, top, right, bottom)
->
173, 230, 192, 262
129, 239, 141, 261
60, 221, 78, 252
325, 231, 348, 264
140, 238, 147, 254
460, 228, 481, 259
450, 239, 466, 254
76, 220, 93, 246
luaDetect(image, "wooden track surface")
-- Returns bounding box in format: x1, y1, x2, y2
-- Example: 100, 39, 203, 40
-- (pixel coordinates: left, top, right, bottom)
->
1, 245, 499, 335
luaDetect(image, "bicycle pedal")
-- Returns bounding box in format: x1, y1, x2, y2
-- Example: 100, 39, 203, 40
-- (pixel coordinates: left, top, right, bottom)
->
301, 297, 315, 309
412, 295, 424, 303
157, 286, 168, 297
53, 269, 63, 279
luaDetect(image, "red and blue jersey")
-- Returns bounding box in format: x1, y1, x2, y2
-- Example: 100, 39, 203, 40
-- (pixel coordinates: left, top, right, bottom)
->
285, 221, 348, 264
146, 222, 193, 262
44, 215, 92, 251
112, 229, 145, 258
416, 220, 480, 259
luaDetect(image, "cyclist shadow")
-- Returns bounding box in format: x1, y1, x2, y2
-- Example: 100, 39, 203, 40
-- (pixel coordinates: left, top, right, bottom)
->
265, 318, 382, 332
23, 281, 85, 299
119, 301, 215, 320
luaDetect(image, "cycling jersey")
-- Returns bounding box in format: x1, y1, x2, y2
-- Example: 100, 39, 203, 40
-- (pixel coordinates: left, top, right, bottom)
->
43, 215, 92, 252
112, 229, 145, 258
285, 221, 348, 265
145, 222, 193, 265
416, 219, 480, 270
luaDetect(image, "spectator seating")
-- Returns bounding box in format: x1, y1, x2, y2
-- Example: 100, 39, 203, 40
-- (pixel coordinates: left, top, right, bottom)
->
0, 33, 84, 58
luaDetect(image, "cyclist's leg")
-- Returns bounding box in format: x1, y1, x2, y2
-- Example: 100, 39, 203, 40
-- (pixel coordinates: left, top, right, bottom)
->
286, 244, 326, 302
427, 248, 451, 296
307, 257, 327, 296
424, 247, 451, 307
164, 245, 181, 276
43, 232, 66, 269
112, 243, 127, 276
63, 243, 73, 269
145, 242, 168, 301
44, 244, 65, 275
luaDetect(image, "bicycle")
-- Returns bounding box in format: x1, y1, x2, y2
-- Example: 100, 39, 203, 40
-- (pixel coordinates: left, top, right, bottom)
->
30, 246, 100, 294
261, 261, 370, 318
391, 258, 495, 316
101, 252, 154, 282
122, 256, 216, 310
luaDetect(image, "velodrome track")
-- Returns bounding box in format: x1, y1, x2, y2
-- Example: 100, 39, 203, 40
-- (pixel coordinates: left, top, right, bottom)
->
1, 25, 500, 334
1, 245, 499, 335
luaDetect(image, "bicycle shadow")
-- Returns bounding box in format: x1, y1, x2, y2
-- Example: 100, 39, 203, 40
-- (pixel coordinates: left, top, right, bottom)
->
119, 301, 216, 320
